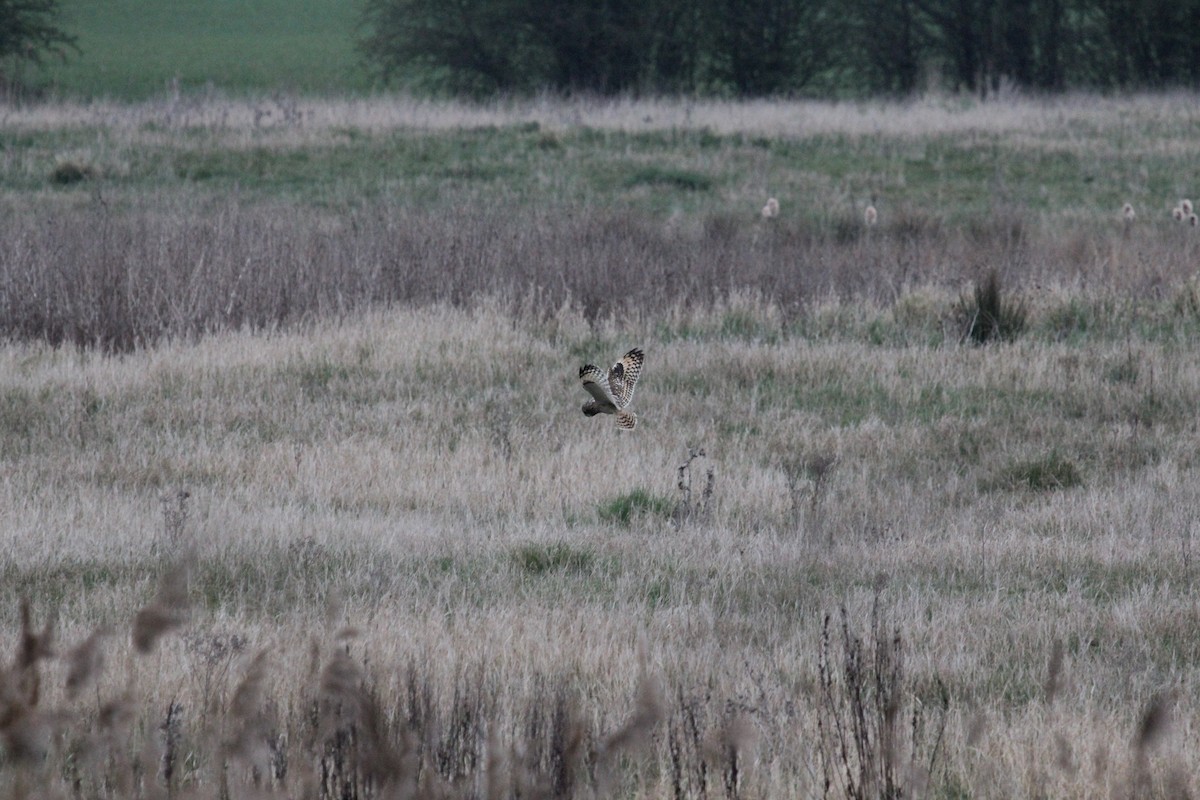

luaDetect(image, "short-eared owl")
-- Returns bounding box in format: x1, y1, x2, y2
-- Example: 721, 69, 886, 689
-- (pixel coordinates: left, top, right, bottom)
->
579, 347, 644, 430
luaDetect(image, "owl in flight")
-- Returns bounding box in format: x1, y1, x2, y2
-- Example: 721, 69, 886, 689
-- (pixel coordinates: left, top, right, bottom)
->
579, 347, 644, 429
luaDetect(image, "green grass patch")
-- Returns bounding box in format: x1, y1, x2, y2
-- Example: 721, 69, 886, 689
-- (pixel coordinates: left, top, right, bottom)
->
984, 451, 1083, 492
42, 0, 371, 98
597, 489, 674, 526
622, 166, 713, 192
512, 542, 595, 575
0, 559, 155, 620
197, 541, 363, 616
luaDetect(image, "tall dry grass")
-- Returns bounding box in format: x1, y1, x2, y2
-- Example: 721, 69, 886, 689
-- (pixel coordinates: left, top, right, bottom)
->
4, 92, 1199, 353
1, 302, 1200, 796
3, 93, 1200, 796
1, 198, 1197, 351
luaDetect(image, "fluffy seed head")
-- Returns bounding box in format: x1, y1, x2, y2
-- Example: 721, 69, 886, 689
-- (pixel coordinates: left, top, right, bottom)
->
1122, 203, 1135, 222
864, 205, 878, 226
1173, 206, 1185, 222
1182, 199, 1193, 215
761, 197, 779, 219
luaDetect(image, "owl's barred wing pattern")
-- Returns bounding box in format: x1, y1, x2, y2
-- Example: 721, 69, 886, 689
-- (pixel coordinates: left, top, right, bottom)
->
607, 364, 626, 407
580, 364, 617, 412
609, 348, 644, 408
579, 348, 643, 428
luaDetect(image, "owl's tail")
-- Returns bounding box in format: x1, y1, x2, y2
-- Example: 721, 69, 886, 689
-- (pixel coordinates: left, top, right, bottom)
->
616, 410, 637, 430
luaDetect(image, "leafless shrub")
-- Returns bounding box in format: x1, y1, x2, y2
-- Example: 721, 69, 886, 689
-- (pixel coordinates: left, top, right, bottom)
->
159, 699, 184, 789
777, 448, 837, 542
184, 629, 248, 728
159, 487, 191, 556
816, 593, 948, 800
669, 688, 760, 800
672, 446, 715, 526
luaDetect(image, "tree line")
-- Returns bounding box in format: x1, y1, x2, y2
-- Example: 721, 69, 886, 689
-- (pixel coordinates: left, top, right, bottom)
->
359, 0, 1200, 97
0, 0, 76, 93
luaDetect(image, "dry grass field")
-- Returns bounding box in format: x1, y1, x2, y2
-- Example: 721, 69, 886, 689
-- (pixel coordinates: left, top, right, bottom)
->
2, 94, 1200, 798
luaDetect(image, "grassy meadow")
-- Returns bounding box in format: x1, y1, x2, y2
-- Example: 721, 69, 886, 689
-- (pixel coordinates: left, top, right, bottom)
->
39, 0, 372, 99
2, 94, 1200, 797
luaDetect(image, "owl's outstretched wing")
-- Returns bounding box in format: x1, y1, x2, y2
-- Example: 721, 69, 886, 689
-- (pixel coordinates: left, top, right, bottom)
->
580, 364, 617, 413
608, 348, 644, 409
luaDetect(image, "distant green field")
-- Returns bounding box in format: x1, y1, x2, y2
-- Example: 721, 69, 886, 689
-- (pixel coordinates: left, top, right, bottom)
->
39, 0, 374, 98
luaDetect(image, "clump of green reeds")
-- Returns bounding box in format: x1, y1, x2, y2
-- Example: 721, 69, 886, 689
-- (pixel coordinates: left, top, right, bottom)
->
774, 444, 837, 543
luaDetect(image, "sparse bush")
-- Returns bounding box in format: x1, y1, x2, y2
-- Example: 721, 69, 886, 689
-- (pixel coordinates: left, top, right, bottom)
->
777, 449, 837, 541
671, 447, 715, 526
816, 593, 949, 800
668, 688, 757, 800
957, 269, 1027, 344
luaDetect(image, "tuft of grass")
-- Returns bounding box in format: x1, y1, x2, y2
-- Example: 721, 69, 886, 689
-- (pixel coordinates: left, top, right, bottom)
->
958, 270, 1027, 344
598, 489, 674, 526
984, 451, 1083, 492
623, 166, 713, 192
1103, 354, 1139, 384
1042, 297, 1098, 341
49, 160, 95, 185
512, 542, 595, 575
